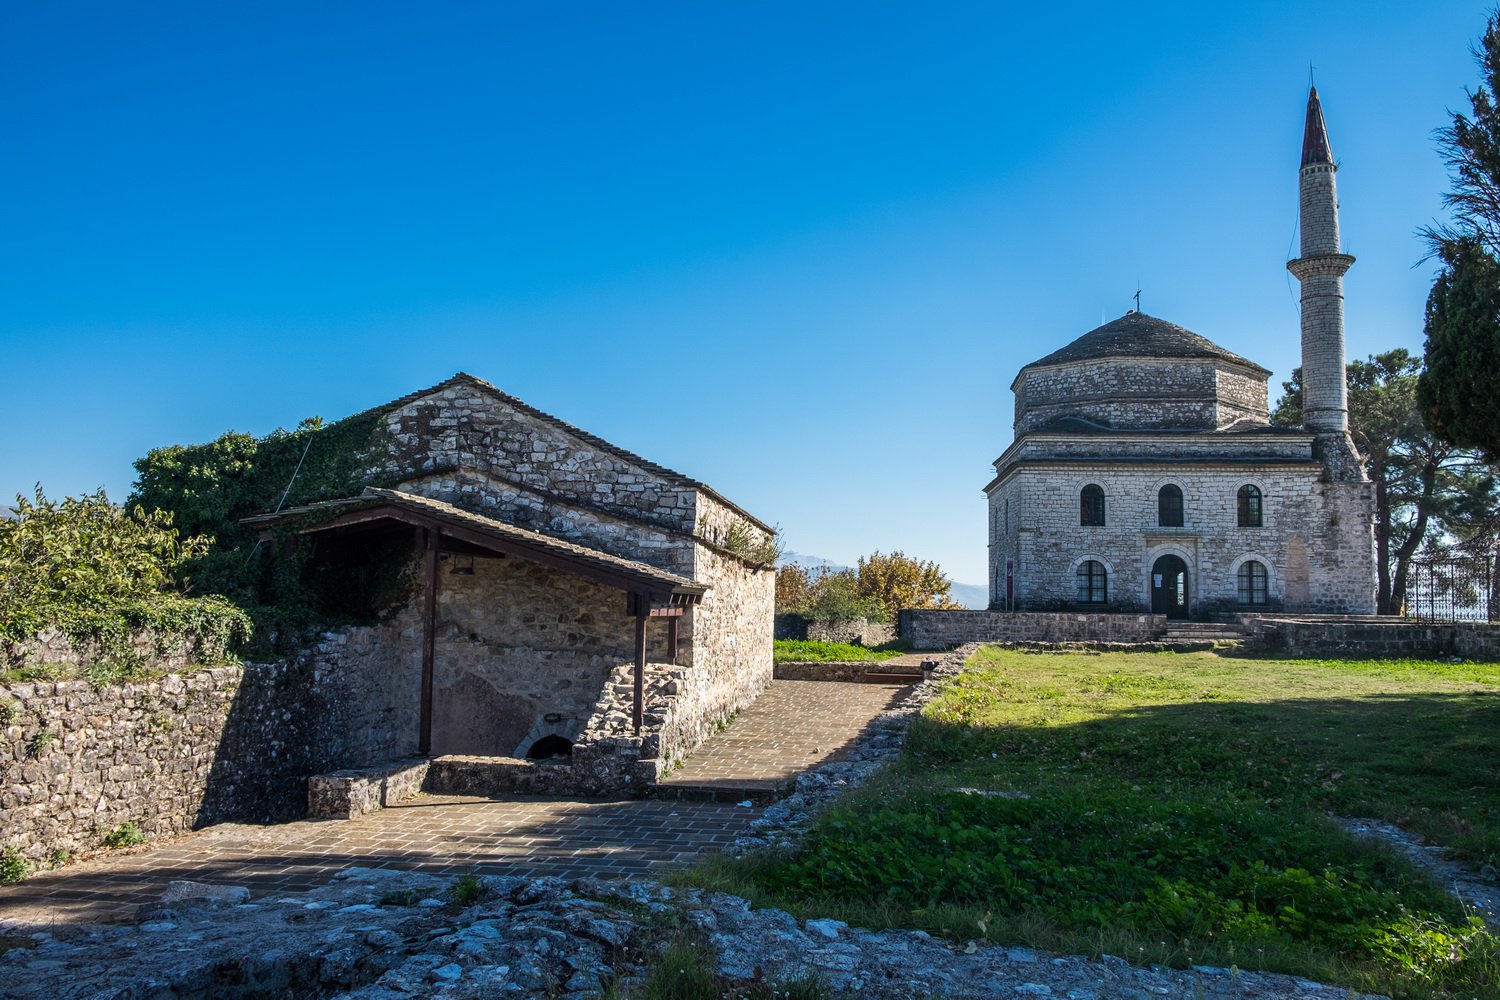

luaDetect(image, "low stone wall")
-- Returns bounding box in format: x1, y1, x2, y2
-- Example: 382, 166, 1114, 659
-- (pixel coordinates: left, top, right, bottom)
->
898, 610, 1166, 650
773, 660, 916, 682
774, 615, 896, 647
1243, 616, 1500, 660
2, 627, 230, 676
2, 619, 443, 865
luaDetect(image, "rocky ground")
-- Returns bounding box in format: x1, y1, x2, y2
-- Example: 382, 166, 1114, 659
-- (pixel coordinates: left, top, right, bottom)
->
0, 867, 1380, 999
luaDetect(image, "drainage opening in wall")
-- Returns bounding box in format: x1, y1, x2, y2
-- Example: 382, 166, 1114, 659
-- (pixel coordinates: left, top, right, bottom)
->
526, 735, 574, 760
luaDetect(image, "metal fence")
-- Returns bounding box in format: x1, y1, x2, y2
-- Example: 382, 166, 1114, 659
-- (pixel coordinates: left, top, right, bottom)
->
1405, 556, 1495, 622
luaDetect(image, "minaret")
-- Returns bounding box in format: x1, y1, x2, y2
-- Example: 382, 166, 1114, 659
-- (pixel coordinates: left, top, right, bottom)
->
1287, 87, 1363, 480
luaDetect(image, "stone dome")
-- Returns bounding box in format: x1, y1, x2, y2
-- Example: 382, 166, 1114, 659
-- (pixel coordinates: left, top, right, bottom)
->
1011, 312, 1272, 434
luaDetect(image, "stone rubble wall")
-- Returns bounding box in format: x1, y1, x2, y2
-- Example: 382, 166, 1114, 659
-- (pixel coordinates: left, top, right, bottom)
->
374, 385, 701, 537
1241, 616, 1500, 661
2, 627, 230, 676
0, 640, 417, 866
899, 610, 1166, 650
773, 615, 895, 647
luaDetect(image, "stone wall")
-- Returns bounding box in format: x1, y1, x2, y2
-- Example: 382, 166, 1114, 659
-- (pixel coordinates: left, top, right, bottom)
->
428, 551, 668, 758
654, 543, 774, 770
1014, 358, 1268, 434
3, 627, 232, 676
1243, 616, 1500, 661
374, 383, 701, 537
899, 610, 1166, 649
773, 615, 895, 647
986, 455, 1377, 615
0, 641, 423, 867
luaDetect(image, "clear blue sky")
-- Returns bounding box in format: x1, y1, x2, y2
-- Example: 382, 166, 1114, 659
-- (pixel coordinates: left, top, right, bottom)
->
0, 2, 1484, 584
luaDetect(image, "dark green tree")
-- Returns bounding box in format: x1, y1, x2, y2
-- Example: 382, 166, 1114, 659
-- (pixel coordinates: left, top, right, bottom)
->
1420, 238, 1500, 459
1421, 13, 1500, 458
1274, 350, 1497, 614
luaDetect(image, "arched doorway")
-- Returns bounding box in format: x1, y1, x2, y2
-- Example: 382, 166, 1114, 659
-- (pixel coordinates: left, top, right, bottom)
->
1151, 555, 1189, 618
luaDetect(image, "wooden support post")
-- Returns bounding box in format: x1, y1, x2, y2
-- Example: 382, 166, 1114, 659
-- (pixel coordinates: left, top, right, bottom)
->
633, 608, 648, 736
418, 527, 439, 755
667, 616, 679, 665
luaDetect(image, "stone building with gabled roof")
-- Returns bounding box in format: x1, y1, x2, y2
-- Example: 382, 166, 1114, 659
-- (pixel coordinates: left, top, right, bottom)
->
985, 89, 1377, 618
246, 372, 775, 803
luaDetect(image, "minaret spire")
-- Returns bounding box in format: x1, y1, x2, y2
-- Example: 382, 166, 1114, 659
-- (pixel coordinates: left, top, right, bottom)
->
1287, 85, 1362, 480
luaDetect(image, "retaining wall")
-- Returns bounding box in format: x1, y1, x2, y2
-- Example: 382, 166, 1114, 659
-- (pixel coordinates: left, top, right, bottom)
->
1243, 616, 1500, 660
899, 610, 1166, 650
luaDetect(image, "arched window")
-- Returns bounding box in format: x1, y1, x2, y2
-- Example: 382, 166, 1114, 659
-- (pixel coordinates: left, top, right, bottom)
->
1237, 485, 1263, 527
1075, 560, 1107, 603
1158, 484, 1184, 527
1237, 561, 1269, 605
1080, 485, 1105, 526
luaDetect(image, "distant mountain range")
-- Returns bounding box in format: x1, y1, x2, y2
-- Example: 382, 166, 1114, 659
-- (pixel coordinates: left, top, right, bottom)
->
779, 550, 988, 610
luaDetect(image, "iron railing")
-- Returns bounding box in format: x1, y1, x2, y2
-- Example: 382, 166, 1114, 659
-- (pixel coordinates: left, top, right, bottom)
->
1405, 555, 1495, 622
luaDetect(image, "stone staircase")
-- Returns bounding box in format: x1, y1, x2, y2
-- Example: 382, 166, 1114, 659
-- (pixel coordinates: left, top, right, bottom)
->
1158, 621, 1249, 646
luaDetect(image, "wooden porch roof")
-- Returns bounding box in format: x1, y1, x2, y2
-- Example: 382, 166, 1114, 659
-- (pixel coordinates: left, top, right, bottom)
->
243, 487, 706, 604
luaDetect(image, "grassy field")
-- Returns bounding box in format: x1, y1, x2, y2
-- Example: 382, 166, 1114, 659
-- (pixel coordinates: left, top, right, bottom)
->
772, 639, 908, 663
679, 648, 1500, 998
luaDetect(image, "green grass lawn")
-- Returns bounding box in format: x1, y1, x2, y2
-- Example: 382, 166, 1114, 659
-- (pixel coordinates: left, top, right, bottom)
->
772, 639, 908, 663
679, 648, 1500, 998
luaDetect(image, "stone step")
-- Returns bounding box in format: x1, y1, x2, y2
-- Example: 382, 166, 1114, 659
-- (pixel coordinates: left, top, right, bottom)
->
651, 780, 787, 805
860, 669, 923, 685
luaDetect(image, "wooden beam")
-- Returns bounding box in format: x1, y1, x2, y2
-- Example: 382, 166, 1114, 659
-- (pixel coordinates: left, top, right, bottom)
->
647, 606, 685, 618
667, 616, 679, 665
633, 610, 648, 735
418, 526, 439, 755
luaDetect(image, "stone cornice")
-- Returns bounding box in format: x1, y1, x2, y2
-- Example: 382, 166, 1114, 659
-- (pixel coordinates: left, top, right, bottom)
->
1287, 253, 1355, 280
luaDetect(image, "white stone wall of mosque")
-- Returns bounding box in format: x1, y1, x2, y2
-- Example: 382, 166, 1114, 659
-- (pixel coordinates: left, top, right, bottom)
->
987, 464, 1376, 614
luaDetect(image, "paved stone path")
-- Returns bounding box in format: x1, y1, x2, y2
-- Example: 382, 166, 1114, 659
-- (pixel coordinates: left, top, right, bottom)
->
0, 680, 904, 928
657, 679, 910, 799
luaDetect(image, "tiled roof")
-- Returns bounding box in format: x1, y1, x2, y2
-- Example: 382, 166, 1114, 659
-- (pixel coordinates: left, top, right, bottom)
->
348, 373, 773, 535
243, 487, 705, 596
1020, 312, 1269, 375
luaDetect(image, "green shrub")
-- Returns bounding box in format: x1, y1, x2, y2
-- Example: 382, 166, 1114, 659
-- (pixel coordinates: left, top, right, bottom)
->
378, 889, 421, 907
0, 850, 30, 885
0, 487, 252, 670
449, 873, 482, 906
0, 700, 16, 726
101, 822, 147, 849
46, 848, 70, 870
23, 730, 54, 759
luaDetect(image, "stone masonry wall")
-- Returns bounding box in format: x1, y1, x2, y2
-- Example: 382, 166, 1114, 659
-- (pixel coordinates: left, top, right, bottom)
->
899, 610, 1166, 649
655, 543, 774, 771
374, 385, 701, 537
773, 615, 895, 647
428, 552, 667, 758
0, 634, 423, 868
987, 462, 1376, 615
1244, 617, 1500, 661
3, 627, 232, 676
1014, 359, 1267, 434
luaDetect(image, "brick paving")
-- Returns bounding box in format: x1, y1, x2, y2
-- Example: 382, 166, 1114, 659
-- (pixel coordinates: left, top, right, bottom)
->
657, 679, 910, 799
0, 679, 906, 928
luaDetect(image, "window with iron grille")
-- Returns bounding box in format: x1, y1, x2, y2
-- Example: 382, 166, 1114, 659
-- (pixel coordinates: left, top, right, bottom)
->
1237, 560, 1268, 605
1076, 560, 1107, 603
1237, 485, 1263, 527
1080, 485, 1105, 526
1158, 484, 1184, 527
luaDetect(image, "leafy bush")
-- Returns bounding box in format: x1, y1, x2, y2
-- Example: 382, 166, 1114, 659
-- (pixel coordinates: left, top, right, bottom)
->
0, 850, 29, 885
777, 551, 964, 623
23, 730, 54, 759
0, 487, 251, 666
101, 822, 147, 849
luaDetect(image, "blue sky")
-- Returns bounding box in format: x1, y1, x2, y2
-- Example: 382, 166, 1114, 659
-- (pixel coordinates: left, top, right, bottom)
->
0, 2, 1485, 585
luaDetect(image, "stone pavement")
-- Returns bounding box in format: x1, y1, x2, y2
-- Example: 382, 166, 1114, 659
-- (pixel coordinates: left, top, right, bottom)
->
0, 794, 757, 928
656, 679, 911, 800
0, 680, 906, 928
